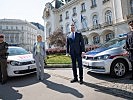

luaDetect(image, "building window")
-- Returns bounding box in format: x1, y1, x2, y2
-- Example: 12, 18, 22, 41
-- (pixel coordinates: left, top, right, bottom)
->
22, 26, 23, 30
66, 23, 70, 33
6, 26, 8, 30
16, 26, 18, 30
61, 26, 63, 31
81, 3, 86, 12
0, 26, 2, 29
103, 0, 110, 4
10, 34, 14, 43
81, 17, 88, 29
105, 10, 112, 24
11, 26, 13, 30
65, 11, 69, 19
93, 35, 100, 44
93, 15, 98, 28
72, 7, 77, 16
60, 14, 63, 22
15, 34, 19, 42
130, 0, 133, 14
48, 27, 51, 36
105, 33, 114, 42
91, 0, 97, 8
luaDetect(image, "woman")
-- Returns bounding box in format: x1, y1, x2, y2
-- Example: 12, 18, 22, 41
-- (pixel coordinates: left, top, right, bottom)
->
33, 35, 46, 80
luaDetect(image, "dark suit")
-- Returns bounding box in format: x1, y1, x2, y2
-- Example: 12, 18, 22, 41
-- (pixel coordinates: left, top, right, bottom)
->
126, 31, 133, 78
0, 42, 8, 84
66, 32, 85, 80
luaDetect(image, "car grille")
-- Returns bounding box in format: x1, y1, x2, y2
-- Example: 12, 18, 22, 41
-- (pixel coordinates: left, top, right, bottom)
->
14, 68, 36, 74
21, 61, 35, 65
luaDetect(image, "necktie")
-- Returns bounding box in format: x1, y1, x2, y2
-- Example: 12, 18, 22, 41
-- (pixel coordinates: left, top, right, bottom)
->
72, 33, 75, 40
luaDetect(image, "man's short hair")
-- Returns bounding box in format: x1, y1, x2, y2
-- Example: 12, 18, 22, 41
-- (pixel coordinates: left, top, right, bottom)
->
0, 34, 4, 38
71, 23, 75, 26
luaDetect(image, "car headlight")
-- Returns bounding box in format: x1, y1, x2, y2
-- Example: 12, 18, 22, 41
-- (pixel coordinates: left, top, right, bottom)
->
10, 61, 22, 66
94, 54, 111, 60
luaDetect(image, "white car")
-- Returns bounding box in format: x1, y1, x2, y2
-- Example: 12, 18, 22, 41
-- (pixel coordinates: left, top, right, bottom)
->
7, 46, 36, 77
83, 36, 132, 77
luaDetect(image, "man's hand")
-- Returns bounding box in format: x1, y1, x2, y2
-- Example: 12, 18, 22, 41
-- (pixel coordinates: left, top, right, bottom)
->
81, 52, 85, 57
65, 53, 69, 56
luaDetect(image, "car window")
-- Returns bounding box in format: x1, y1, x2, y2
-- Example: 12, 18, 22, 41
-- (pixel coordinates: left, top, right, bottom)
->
8, 47, 30, 56
101, 38, 126, 48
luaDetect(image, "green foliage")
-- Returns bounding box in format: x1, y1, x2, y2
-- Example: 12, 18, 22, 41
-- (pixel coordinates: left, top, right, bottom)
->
46, 54, 71, 64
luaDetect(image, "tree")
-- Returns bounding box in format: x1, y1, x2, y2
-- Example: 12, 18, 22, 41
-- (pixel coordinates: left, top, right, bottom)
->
48, 28, 66, 47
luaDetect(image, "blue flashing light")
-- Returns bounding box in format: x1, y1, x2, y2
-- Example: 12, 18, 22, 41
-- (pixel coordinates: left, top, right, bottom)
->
119, 33, 127, 37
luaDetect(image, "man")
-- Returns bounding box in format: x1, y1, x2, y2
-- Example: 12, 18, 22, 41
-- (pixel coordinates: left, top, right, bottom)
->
0, 34, 8, 84
66, 23, 85, 84
33, 35, 46, 81
126, 20, 133, 80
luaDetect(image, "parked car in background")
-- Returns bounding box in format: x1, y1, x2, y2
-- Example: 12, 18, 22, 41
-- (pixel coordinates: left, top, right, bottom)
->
82, 35, 132, 77
7, 46, 36, 77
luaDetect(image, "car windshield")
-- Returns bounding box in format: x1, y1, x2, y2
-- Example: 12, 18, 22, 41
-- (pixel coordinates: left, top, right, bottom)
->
8, 47, 30, 56
100, 38, 126, 48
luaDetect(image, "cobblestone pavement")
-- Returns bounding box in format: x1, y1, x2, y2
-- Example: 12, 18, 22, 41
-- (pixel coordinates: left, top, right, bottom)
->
48, 68, 133, 100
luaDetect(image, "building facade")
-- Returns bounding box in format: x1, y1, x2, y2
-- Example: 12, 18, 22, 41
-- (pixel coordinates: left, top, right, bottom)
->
43, 0, 133, 48
0, 19, 44, 51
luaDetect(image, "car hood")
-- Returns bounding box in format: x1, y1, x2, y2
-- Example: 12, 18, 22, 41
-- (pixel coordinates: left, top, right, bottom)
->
7, 54, 34, 62
85, 46, 123, 57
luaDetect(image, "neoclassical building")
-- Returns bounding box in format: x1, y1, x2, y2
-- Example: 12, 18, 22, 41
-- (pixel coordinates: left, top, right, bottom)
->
43, 0, 133, 48
0, 19, 44, 51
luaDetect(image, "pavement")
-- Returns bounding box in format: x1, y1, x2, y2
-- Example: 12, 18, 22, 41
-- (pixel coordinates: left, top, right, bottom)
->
0, 68, 133, 100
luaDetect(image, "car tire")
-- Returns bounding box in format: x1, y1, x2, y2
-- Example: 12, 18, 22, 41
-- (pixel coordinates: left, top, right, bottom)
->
110, 59, 128, 78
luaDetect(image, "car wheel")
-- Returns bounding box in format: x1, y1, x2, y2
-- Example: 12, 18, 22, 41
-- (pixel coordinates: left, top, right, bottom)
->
110, 60, 127, 78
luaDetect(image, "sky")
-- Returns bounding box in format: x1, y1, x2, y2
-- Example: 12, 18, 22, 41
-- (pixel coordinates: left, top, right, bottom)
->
0, 0, 52, 25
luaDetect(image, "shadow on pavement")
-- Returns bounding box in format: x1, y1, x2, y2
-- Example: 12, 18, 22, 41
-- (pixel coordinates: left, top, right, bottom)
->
87, 71, 133, 84
83, 81, 133, 100
0, 73, 50, 100
0, 85, 22, 100
41, 74, 84, 98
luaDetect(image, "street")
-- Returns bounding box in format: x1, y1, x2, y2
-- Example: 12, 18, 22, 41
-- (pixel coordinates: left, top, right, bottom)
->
0, 68, 133, 100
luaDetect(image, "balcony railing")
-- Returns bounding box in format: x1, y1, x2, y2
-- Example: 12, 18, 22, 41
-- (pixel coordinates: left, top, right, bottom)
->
65, 16, 69, 19
103, 0, 110, 4
90, 24, 101, 30
90, 4, 97, 9
72, 13, 77, 16
102, 21, 113, 27
59, 19, 63, 22
81, 9, 86, 13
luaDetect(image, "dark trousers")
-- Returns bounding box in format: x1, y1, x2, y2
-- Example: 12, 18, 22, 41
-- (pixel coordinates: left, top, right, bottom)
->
0, 59, 8, 83
131, 62, 133, 78
71, 53, 83, 80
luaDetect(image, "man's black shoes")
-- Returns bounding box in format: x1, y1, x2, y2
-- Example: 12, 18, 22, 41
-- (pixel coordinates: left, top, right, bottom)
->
79, 80, 83, 84
1, 80, 7, 85
70, 79, 78, 83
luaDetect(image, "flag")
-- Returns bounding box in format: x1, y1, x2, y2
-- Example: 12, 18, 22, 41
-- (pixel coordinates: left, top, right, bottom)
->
81, 14, 84, 23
